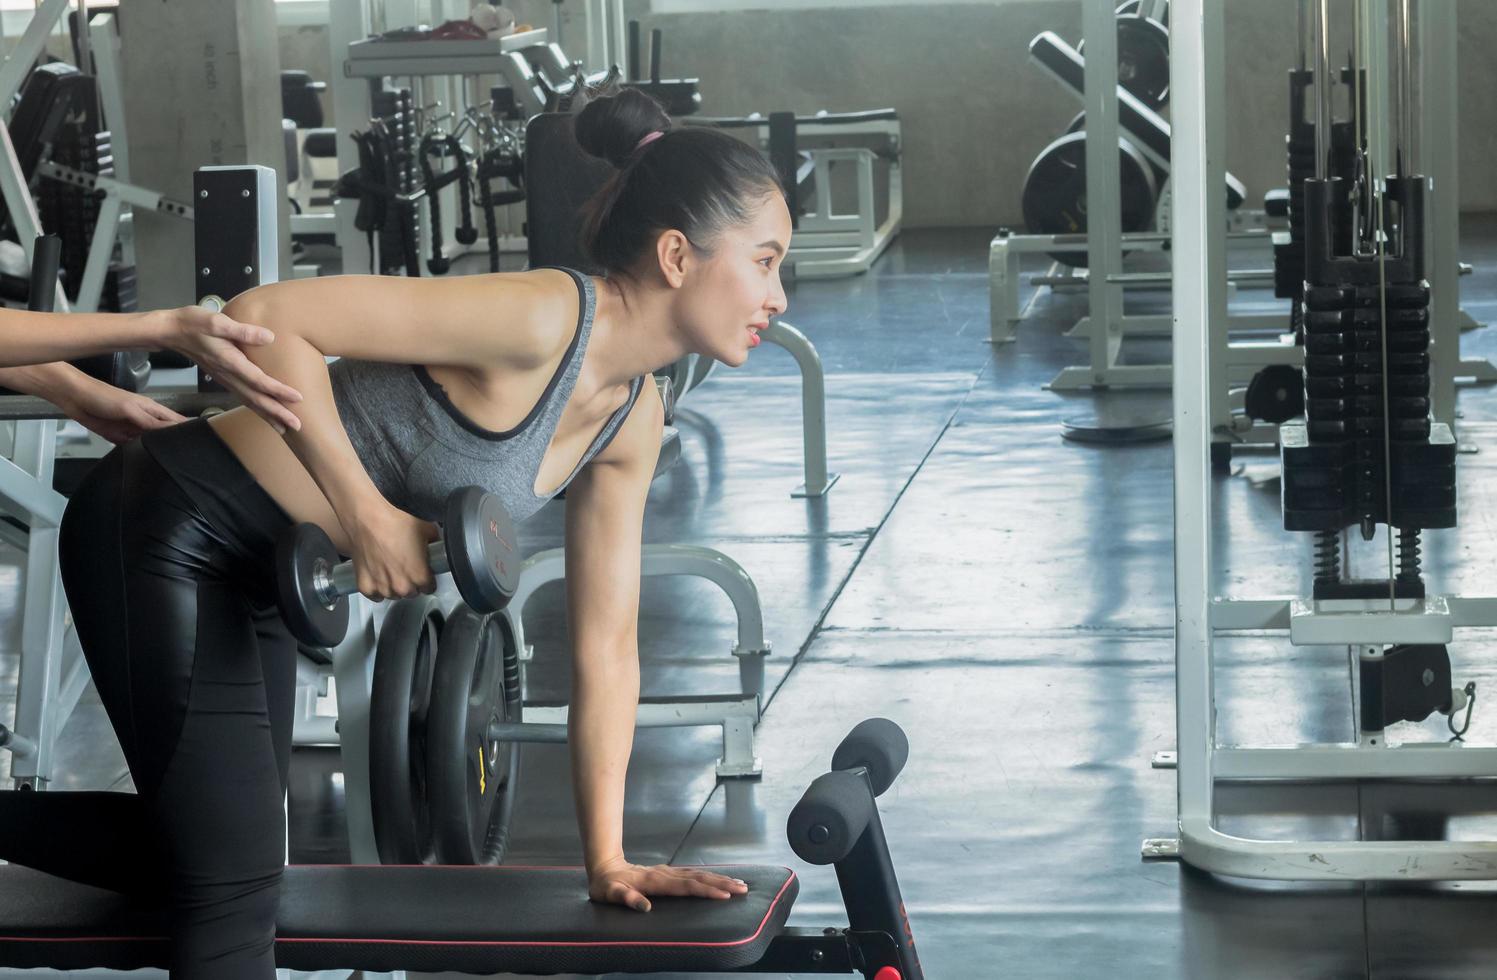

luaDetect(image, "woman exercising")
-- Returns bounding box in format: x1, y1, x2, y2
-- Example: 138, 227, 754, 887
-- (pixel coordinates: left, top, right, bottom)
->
0, 302, 304, 438
46, 89, 792, 978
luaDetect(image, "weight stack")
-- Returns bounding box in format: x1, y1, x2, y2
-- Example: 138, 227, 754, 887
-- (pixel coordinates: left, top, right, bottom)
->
1281, 175, 1454, 598
371, 88, 420, 277
1275, 70, 1314, 308
37, 122, 138, 313
1275, 70, 1357, 317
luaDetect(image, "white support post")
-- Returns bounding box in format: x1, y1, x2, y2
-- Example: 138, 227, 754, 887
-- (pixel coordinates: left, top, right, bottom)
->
8, 420, 63, 788
329, 599, 381, 864
89, 13, 137, 284
609, 0, 627, 72
330, 0, 374, 276
584, 0, 611, 72
1421, 4, 1459, 427
74, 194, 122, 314
1168, 0, 1222, 864
1082, 0, 1123, 386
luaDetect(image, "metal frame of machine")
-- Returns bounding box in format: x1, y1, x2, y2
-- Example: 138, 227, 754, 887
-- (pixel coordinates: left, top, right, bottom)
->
1155, 0, 1497, 881
989, 0, 1495, 464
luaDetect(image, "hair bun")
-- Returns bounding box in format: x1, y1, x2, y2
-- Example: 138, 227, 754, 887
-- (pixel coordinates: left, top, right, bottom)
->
574, 88, 672, 169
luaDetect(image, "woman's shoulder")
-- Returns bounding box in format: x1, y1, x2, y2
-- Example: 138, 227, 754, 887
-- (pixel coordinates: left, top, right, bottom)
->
469, 268, 585, 368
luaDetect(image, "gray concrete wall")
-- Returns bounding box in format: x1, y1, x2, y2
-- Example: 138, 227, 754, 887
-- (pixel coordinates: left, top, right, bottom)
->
118, 0, 287, 309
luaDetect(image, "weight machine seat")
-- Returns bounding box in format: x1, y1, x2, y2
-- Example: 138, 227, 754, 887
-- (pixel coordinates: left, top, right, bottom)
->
1028, 30, 1247, 209
693, 108, 899, 129
0, 863, 799, 975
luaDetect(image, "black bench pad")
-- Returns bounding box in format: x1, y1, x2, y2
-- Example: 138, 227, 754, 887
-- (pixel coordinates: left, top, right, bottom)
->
0, 863, 799, 975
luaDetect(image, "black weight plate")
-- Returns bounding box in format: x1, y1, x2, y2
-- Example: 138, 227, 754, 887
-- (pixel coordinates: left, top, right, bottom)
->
1116, 15, 1170, 109
1245, 364, 1306, 424
1066, 110, 1086, 135
369, 595, 444, 865
427, 606, 523, 865
1078, 14, 1170, 110
444, 486, 520, 614
1117, 0, 1169, 25
1021, 131, 1158, 268
275, 523, 348, 648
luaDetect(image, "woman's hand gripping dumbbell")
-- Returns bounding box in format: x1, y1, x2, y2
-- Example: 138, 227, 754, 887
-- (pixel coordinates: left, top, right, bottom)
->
275, 486, 520, 647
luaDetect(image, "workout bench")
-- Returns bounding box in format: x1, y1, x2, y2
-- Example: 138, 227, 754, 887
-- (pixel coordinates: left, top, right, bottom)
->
0, 719, 923, 979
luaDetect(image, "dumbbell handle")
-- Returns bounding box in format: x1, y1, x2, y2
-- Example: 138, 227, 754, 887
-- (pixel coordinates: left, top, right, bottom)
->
313, 539, 449, 606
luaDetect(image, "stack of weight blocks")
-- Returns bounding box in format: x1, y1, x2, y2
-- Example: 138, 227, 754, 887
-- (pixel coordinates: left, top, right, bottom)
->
1280, 173, 1456, 600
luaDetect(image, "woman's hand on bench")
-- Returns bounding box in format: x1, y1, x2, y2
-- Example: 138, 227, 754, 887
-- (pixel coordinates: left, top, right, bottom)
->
588, 857, 749, 913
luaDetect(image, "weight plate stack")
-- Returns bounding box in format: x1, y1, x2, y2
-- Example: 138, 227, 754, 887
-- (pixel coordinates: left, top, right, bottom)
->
370, 595, 445, 864
1021, 130, 1159, 268
426, 605, 524, 865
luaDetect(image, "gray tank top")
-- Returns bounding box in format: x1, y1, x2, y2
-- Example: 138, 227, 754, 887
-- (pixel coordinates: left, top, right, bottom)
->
328, 267, 644, 525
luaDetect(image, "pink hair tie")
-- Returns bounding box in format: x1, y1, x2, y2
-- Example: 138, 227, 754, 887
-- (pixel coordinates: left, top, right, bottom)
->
634, 130, 665, 154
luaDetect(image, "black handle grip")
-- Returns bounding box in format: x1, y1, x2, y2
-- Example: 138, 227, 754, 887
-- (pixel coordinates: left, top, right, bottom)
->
830, 718, 908, 797
28, 235, 61, 313
787, 769, 874, 866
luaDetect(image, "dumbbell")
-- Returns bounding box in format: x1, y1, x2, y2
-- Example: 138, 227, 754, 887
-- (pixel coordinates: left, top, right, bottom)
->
276, 485, 520, 647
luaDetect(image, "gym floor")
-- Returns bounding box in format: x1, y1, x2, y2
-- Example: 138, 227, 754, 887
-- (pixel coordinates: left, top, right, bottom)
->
8, 222, 1497, 978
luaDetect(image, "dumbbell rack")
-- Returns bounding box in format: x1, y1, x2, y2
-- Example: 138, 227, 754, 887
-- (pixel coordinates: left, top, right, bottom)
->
1155, 0, 1497, 882
326, 0, 630, 278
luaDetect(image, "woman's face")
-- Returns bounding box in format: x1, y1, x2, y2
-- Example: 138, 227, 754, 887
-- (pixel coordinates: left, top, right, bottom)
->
677, 192, 793, 368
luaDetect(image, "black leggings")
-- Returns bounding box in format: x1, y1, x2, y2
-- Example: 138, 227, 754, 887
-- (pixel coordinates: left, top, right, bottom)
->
1, 419, 297, 978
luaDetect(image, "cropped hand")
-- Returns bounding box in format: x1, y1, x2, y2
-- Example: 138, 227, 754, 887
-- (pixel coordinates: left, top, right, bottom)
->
162, 306, 303, 434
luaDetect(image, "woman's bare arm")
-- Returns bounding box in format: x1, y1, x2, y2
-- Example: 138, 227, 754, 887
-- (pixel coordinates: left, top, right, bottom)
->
0, 308, 171, 366
0, 306, 303, 431
561, 385, 748, 911
226, 271, 571, 368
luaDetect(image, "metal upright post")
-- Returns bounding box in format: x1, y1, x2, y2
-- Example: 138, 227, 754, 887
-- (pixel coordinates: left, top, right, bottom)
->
1421, 2, 1460, 426
8, 421, 63, 789
0, 0, 69, 115
1083, 0, 1123, 386
1363, 0, 1391, 182
584, 0, 611, 72
330, 0, 374, 277
1169, 0, 1225, 864
1202, 4, 1232, 437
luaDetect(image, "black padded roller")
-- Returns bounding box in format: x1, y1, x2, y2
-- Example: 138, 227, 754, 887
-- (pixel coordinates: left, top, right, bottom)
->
830, 717, 908, 797
28, 235, 60, 312
786, 770, 874, 866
